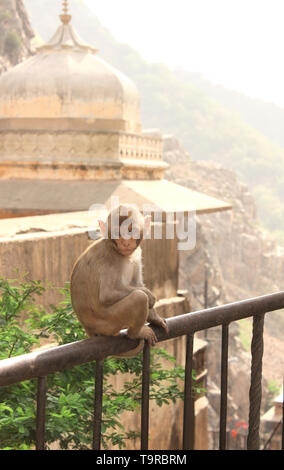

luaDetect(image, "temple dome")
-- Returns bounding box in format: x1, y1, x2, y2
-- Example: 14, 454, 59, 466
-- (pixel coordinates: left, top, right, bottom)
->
0, 5, 141, 133
0, 1, 166, 182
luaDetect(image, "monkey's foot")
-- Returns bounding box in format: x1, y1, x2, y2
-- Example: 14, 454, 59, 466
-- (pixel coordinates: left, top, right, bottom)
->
138, 325, 157, 346
150, 317, 169, 335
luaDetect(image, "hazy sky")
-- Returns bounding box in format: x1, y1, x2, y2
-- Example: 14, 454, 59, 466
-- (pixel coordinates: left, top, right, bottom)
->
84, 0, 284, 108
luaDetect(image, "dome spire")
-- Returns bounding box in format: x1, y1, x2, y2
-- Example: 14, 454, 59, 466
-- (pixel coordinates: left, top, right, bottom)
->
37, 0, 98, 54
60, 0, 72, 25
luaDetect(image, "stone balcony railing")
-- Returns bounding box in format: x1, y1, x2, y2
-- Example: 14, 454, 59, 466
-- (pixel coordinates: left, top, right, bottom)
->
0, 129, 167, 180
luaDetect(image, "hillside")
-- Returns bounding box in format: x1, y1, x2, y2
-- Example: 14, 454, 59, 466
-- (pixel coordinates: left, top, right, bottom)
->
164, 135, 284, 436
175, 68, 284, 150
23, 0, 284, 243
0, 0, 34, 72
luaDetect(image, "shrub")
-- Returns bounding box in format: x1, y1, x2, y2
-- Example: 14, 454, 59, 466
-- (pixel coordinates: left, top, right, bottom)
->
0, 276, 201, 450
4, 31, 21, 62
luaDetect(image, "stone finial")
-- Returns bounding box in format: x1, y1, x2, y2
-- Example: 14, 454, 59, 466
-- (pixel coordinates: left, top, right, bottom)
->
60, 0, 72, 24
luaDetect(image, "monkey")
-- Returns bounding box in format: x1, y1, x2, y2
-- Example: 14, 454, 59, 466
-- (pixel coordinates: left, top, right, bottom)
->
70, 203, 169, 356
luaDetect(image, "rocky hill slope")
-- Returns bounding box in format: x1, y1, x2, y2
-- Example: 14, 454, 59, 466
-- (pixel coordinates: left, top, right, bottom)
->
0, 0, 34, 74
164, 135, 284, 442
164, 135, 284, 303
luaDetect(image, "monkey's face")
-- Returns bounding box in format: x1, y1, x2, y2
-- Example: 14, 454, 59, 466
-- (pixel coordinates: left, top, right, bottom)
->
99, 204, 151, 256
115, 236, 139, 256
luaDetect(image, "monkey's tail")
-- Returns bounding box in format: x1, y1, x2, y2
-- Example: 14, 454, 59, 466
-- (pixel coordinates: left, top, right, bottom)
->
114, 339, 144, 358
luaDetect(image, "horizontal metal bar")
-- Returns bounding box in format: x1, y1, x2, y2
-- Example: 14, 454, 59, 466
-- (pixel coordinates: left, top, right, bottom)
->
0, 334, 141, 387
0, 290, 284, 387
158, 290, 284, 341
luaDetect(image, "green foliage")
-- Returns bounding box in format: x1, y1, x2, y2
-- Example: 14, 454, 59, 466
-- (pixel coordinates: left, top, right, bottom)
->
263, 379, 282, 412
252, 185, 284, 232
237, 318, 252, 352
0, 11, 13, 24
0, 277, 198, 450
4, 31, 21, 61
270, 230, 284, 247
267, 379, 281, 397
0, 277, 45, 359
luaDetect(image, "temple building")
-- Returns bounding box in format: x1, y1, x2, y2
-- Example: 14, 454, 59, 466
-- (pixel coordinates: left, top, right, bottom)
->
0, 1, 230, 219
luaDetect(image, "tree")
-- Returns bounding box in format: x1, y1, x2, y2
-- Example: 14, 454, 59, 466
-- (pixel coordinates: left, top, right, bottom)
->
4, 31, 21, 63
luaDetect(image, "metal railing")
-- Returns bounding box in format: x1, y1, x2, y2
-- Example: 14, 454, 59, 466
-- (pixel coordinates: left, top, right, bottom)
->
1, 291, 284, 450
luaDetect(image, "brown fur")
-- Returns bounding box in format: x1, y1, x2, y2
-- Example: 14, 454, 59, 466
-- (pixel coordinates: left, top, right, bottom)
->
70, 215, 168, 356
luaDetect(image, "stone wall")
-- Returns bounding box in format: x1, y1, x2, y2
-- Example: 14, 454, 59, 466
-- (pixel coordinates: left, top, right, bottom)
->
0, 214, 179, 304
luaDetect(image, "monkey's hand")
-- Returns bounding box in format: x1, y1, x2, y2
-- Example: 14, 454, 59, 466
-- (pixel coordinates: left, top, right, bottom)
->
147, 308, 169, 335
138, 325, 157, 346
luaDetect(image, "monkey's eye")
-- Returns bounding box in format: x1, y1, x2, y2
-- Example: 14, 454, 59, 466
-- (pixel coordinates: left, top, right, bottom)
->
111, 227, 120, 239
132, 227, 141, 239
120, 226, 131, 239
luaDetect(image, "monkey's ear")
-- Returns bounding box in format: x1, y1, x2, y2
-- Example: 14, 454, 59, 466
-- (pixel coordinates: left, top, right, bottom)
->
98, 220, 107, 238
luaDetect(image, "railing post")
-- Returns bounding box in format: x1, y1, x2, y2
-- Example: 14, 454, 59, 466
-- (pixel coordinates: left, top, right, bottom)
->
183, 334, 195, 450
36, 376, 47, 451
282, 377, 284, 450
247, 313, 265, 450
141, 342, 151, 450
219, 324, 229, 450
93, 359, 104, 450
